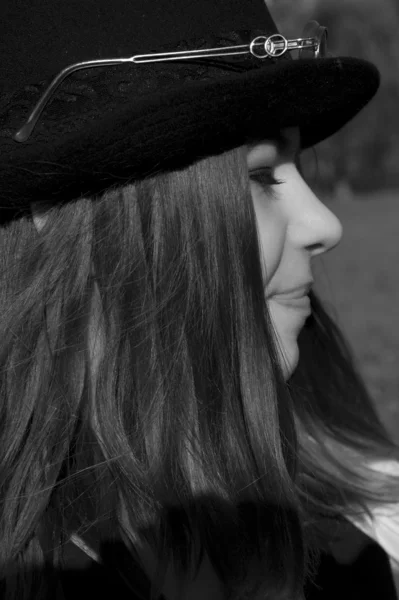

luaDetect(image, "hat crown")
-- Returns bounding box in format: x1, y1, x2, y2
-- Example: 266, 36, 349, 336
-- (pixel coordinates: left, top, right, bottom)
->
0, 0, 277, 96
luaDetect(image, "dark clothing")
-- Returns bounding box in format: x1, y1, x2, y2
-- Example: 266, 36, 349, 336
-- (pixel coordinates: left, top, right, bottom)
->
1, 533, 397, 599
305, 542, 397, 599
55, 536, 399, 599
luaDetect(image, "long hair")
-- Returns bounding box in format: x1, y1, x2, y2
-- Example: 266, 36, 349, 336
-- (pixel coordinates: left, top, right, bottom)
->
293, 291, 399, 522
0, 144, 398, 600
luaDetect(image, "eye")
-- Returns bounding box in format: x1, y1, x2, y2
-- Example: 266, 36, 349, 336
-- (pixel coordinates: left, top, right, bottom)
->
249, 167, 284, 188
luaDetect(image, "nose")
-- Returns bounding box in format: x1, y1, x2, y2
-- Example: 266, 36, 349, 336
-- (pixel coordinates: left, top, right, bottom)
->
290, 175, 343, 256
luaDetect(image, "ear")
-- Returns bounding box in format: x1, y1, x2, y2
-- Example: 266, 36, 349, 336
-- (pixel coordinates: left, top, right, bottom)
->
31, 201, 50, 233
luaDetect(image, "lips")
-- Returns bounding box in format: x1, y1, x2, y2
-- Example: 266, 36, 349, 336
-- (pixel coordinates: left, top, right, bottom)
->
269, 282, 313, 312
273, 294, 311, 311
272, 281, 313, 299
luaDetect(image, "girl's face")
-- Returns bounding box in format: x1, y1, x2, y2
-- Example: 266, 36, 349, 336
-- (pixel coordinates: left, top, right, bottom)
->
247, 128, 343, 380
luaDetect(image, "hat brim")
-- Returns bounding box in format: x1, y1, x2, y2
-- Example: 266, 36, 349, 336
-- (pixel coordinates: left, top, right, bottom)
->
0, 56, 379, 219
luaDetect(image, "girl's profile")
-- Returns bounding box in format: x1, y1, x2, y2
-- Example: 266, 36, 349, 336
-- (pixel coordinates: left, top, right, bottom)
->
0, 1, 398, 599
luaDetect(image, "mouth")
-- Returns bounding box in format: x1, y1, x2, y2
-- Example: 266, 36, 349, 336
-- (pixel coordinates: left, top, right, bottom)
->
269, 282, 313, 313
272, 294, 311, 312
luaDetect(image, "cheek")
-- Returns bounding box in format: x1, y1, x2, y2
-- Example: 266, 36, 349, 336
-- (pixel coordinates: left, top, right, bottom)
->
252, 190, 286, 285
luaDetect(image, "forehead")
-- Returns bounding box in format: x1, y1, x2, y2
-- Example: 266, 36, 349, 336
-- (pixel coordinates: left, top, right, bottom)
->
247, 127, 300, 156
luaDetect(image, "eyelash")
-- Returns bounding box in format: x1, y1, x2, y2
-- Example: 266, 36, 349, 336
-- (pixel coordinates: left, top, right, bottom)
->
249, 168, 284, 187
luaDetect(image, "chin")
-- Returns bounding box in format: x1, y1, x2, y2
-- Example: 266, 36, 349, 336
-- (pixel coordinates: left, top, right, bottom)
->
276, 339, 300, 381
267, 299, 304, 380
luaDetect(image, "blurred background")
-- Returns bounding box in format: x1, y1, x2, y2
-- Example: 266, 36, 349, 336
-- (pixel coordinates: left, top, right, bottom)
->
268, 0, 399, 442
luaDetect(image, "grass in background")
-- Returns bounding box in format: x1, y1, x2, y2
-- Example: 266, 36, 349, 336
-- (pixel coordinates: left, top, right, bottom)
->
314, 190, 399, 443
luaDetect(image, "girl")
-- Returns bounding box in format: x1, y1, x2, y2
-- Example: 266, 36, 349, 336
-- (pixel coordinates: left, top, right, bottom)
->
0, 0, 398, 598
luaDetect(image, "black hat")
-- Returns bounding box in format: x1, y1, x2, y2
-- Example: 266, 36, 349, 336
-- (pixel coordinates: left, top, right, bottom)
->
0, 0, 379, 224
